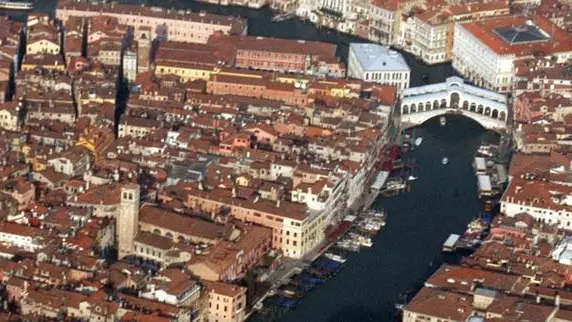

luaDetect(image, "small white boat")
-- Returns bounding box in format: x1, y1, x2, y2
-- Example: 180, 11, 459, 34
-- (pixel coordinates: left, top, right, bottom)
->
361, 238, 373, 247
414, 137, 423, 146
372, 209, 385, 218
254, 302, 263, 311
442, 157, 449, 165
324, 252, 347, 263
407, 175, 418, 181
271, 10, 296, 22
440, 116, 446, 126
0, 0, 33, 10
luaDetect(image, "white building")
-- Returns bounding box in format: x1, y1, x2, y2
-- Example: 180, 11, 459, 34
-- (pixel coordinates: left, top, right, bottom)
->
0, 222, 46, 252
453, 15, 572, 93
410, 12, 449, 65
552, 237, 572, 265
368, 2, 397, 45
319, 0, 352, 16
122, 46, 137, 84
347, 43, 410, 90
501, 179, 572, 229
409, 2, 510, 65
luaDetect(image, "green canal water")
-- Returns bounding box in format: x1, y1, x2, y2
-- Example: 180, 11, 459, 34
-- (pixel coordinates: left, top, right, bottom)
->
5, 1, 499, 321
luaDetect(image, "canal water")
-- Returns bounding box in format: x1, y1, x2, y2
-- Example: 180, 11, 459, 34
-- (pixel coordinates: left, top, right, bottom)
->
8, 2, 494, 321
264, 115, 498, 322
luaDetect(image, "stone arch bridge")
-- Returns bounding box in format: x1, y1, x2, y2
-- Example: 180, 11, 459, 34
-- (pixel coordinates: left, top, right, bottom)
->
399, 77, 508, 132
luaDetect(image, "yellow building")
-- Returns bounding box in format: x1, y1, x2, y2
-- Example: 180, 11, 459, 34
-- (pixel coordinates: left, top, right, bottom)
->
202, 281, 246, 322
21, 144, 47, 172
0, 103, 20, 131
27, 39, 61, 55
22, 54, 66, 72
154, 61, 215, 82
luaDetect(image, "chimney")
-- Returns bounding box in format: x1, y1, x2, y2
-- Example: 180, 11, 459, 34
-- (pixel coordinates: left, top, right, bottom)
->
232, 187, 236, 198
556, 293, 561, 307
276, 200, 281, 208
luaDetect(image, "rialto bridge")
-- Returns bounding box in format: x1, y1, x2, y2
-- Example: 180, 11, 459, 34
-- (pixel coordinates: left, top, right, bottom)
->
399, 77, 508, 132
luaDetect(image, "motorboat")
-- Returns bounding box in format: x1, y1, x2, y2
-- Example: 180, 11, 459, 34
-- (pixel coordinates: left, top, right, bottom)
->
361, 238, 373, 247
324, 252, 347, 263
442, 157, 449, 165
440, 116, 446, 126
271, 10, 296, 22
414, 137, 423, 146
407, 175, 418, 181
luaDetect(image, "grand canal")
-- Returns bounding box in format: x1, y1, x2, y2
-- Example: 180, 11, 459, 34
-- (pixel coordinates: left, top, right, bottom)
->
7, 1, 498, 321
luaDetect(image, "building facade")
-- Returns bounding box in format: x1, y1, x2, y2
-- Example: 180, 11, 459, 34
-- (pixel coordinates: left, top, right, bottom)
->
117, 184, 140, 259
55, 1, 247, 44
453, 15, 572, 93
347, 43, 410, 90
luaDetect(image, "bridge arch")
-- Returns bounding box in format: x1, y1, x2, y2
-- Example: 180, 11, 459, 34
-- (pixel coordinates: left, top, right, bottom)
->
399, 76, 508, 132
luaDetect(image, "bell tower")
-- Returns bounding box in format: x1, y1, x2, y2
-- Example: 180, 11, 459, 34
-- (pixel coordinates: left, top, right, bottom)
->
135, 26, 151, 74
117, 183, 140, 259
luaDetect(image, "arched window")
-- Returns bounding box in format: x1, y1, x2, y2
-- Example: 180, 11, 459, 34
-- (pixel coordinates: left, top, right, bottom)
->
153, 228, 161, 235
462, 101, 469, 110
484, 107, 491, 116
433, 100, 439, 110
402, 105, 409, 114
165, 232, 173, 239
477, 105, 484, 114
499, 111, 506, 121
441, 98, 447, 109
470, 103, 476, 112
425, 102, 431, 111
449, 93, 460, 109
411, 104, 417, 113
492, 109, 499, 119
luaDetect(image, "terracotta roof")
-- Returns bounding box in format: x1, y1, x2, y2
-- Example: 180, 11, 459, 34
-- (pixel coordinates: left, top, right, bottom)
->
460, 15, 572, 57
139, 205, 232, 241
404, 287, 473, 320
134, 231, 173, 250
425, 264, 519, 293
202, 280, 245, 298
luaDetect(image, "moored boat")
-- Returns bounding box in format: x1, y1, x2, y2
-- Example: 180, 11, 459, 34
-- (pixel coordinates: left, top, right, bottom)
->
324, 252, 347, 263
361, 238, 373, 247
440, 116, 446, 126
442, 157, 449, 165
0, 0, 33, 10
